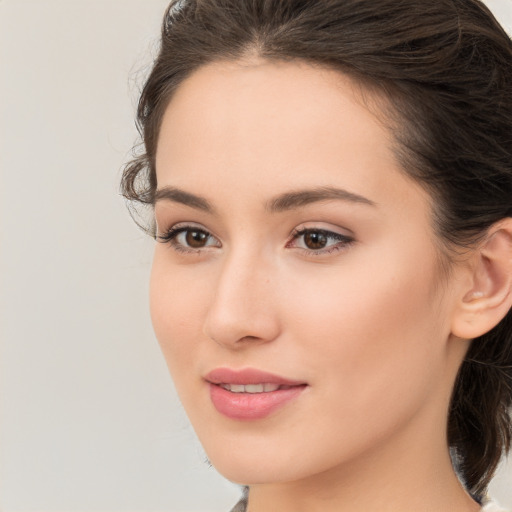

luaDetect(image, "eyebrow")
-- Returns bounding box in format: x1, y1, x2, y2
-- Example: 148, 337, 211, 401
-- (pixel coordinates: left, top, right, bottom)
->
153, 185, 375, 213
267, 186, 376, 212
154, 186, 214, 213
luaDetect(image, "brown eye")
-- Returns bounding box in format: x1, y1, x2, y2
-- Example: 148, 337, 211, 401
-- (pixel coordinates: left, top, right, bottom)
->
288, 228, 355, 254
303, 231, 328, 249
185, 229, 209, 248
157, 225, 220, 252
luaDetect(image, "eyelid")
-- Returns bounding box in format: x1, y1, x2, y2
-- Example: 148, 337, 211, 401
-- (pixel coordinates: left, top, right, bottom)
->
157, 221, 204, 237
290, 222, 354, 236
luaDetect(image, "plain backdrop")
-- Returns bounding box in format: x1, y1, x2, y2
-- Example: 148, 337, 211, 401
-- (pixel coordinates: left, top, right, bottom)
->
1, 1, 511, 511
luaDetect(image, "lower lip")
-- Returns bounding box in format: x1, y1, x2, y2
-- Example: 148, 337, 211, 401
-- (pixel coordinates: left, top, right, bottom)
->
209, 383, 306, 420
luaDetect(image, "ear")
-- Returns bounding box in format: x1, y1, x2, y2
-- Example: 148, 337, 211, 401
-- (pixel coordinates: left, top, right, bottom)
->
451, 218, 512, 340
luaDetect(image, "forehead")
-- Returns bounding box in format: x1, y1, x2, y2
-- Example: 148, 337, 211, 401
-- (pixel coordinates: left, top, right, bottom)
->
156, 59, 397, 190
157, 58, 386, 146
154, 58, 436, 235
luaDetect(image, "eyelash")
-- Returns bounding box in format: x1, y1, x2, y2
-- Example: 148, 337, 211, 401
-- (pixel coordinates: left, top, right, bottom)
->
157, 225, 355, 256
287, 228, 355, 255
156, 225, 219, 254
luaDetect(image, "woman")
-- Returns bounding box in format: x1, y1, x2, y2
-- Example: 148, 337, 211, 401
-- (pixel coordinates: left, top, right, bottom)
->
122, 1, 512, 510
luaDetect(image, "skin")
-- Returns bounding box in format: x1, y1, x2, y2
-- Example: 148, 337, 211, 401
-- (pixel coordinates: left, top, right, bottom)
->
150, 58, 482, 512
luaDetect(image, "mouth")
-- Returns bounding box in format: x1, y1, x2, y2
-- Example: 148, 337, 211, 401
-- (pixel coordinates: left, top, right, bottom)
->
217, 383, 297, 393
205, 368, 308, 420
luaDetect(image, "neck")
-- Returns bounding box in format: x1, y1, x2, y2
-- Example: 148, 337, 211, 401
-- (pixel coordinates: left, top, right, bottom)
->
246, 407, 480, 512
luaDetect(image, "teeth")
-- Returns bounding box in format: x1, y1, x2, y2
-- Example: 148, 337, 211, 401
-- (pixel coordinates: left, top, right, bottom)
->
219, 383, 281, 393
245, 384, 264, 393
230, 384, 246, 393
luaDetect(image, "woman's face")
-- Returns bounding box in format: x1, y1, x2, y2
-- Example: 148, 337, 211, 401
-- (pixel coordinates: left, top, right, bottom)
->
151, 59, 467, 484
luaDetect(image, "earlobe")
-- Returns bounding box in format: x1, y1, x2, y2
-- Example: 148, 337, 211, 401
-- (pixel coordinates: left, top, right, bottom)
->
451, 218, 512, 340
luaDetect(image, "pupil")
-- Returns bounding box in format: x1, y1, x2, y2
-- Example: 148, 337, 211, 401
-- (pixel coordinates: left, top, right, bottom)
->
305, 232, 327, 249
186, 230, 207, 248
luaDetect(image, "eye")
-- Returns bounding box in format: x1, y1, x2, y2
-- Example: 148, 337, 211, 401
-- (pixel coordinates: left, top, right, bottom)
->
287, 227, 354, 254
157, 224, 221, 253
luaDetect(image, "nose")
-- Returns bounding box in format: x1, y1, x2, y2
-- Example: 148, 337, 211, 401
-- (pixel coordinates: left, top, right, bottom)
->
203, 249, 281, 349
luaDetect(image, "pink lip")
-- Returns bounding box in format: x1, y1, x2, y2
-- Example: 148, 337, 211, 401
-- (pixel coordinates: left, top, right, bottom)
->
205, 367, 307, 421
205, 367, 305, 386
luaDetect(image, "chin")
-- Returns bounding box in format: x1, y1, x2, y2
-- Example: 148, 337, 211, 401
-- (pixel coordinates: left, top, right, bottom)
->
214, 461, 295, 486
201, 435, 333, 486
200, 437, 294, 484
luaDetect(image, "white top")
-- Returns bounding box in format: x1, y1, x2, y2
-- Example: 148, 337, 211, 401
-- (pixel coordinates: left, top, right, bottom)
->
481, 499, 509, 512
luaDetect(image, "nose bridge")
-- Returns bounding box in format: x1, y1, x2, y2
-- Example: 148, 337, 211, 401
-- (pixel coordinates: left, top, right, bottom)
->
203, 243, 279, 347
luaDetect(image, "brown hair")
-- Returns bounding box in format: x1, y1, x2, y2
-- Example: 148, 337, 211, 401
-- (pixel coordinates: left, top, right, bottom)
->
122, 0, 512, 498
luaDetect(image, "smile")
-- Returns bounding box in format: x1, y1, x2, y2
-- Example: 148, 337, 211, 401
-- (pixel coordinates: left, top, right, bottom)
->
219, 383, 289, 393
205, 368, 307, 420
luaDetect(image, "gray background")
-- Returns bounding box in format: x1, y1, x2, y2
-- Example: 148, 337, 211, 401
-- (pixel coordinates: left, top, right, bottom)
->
1, 1, 511, 510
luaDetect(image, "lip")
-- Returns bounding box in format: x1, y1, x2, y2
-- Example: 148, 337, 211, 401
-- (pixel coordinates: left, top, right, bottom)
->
205, 367, 306, 386
205, 367, 307, 420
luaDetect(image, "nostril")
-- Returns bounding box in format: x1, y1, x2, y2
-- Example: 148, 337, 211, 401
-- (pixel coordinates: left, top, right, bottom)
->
239, 335, 261, 342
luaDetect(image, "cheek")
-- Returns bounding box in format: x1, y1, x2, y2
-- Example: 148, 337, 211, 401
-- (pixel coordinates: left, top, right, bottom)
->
282, 247, 449, 420
149, 251, 211, 377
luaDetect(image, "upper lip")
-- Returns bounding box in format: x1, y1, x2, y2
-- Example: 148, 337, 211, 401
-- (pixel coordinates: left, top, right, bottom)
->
205, 367, 306, 386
